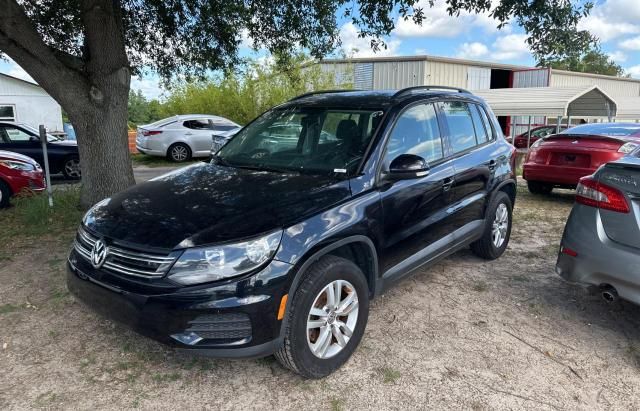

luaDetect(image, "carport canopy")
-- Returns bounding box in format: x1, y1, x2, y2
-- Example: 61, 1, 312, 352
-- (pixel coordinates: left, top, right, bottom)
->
474, 86, 617, 118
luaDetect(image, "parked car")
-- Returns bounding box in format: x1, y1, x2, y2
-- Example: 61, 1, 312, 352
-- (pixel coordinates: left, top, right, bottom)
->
136, 115, 241, 162
523, 123, 640, 194
67, 87, 516, 378
556, 155, 640, 305
513, 125, 567, 149
0, 122, 81, 179
0, 150, 45, 207
209, 128, 240, 156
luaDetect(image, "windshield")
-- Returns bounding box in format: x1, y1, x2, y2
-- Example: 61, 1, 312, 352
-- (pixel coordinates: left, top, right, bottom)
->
560, 123, 640, 137
20, 124, 59, 142
216, 107, 383, 175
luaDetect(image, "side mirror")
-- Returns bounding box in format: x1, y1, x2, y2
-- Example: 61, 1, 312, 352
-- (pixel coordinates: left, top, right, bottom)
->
29, 136, 40, 142
388, 154, 429, 180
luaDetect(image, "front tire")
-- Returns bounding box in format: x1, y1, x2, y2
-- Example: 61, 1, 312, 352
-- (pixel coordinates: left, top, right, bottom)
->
0, 180, 11, 208
275, 255, 369, 378
527, 180, 553, 195
471, 191, 513, 260
62, 156, 82, 179
167, 143, 192, 162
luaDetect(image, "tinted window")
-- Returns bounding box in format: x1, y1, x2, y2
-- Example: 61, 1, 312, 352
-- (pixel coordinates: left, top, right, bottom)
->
438, 101, 477, 153
470, 105, 489, 144
560, 123, 640, 137
476, 105, 495, 140
183, 119, 211, 130
385, 103, 443, 165
211, 123, 238, 132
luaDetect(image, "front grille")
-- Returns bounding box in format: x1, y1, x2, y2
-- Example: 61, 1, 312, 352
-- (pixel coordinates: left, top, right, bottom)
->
186, 313, 252, 340
74, 226, 176, 279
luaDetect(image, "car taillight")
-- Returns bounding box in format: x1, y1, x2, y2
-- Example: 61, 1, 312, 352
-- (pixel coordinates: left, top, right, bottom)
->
575, 176, 629, 213
142, 130, 162, 136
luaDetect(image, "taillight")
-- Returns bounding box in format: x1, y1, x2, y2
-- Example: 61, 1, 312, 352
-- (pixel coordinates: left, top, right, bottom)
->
142, 130, 162, 136
575, 176, 629, 213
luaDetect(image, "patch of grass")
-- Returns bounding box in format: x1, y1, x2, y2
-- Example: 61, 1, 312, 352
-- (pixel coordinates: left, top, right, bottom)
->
472, 281, 489, 292
378, 367, 401, 384
330, 398, 344, 411
131, 153, 200, 168
0, 304, 20, 314
79, 356, 96, 369
34, 391, 59, 407
511, 275, 531, 283
152, 372, 181, 383
3, 185, 83, 237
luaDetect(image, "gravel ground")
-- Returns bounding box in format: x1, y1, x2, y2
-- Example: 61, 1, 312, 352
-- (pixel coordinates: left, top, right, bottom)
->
1, 184, 640, 410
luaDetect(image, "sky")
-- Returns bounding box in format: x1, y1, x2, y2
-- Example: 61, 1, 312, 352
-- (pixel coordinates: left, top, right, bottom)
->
1, 0, 640, 100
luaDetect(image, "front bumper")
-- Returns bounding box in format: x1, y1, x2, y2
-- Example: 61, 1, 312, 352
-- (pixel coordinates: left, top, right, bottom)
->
67, 248, 293, 358
556, 205, 640, 305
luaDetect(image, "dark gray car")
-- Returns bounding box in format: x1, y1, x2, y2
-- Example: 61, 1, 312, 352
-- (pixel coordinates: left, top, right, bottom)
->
556, 155, 640, 304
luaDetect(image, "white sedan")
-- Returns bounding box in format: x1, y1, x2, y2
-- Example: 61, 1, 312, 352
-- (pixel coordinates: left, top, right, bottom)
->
136, 114, 241, 162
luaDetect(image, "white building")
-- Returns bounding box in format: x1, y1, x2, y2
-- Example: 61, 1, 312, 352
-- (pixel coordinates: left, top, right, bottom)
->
319, 55, 640, 135
0, 73, 63, 132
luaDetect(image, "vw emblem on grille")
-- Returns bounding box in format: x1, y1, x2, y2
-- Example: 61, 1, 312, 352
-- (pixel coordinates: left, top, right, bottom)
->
91, 239, 108, 269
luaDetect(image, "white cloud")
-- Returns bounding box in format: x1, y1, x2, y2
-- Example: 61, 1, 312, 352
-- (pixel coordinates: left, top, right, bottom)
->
456, 42, 489, 59
339, 22, 401, 57
578, 0, 640, 42
131, 75, 164, 100
394, 1, 506, 39
608, 50, 627, 63
491, 34, 531, 61
627, 65, 640, 78
620, 35, 640, 50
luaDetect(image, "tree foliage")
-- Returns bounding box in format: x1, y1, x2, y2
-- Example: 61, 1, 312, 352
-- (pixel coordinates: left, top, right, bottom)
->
546, 45, 626, 77
160, 56, 344, 126
127, 89, 161, 127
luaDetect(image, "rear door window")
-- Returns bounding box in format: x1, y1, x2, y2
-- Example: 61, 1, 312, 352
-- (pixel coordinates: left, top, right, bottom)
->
183, 119, 211, 130
438, 101, 477, 153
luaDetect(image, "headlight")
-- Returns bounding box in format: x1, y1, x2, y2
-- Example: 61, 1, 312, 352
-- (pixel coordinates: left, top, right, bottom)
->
618, 142, 638, 154
0, 160, 35, 171
168, 230, 283, 285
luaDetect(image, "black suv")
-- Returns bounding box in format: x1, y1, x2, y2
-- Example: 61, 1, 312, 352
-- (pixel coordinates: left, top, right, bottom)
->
67, 87, 516, 378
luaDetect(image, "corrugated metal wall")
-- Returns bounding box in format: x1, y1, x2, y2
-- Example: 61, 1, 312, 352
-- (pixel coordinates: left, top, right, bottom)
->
466, 67, 491, 90
355, 63, 375, 90
512, 69, 549, 88
551, 71, 640, 97
424, 61, 468, 88
319, 62, 354, 87
0, 76, 49, 96
371, 61, 425, 89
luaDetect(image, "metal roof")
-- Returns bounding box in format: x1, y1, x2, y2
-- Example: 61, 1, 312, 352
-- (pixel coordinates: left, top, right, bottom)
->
612, 96, 640, 120
473, 86, 617, 118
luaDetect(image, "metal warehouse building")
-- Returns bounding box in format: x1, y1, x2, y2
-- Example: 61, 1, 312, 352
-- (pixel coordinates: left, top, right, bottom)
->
319, 55, 640, 136
0, 73, 63, 132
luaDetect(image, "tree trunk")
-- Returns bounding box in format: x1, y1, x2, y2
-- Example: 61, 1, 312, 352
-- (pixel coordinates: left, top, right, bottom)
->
68, 70, 135, 207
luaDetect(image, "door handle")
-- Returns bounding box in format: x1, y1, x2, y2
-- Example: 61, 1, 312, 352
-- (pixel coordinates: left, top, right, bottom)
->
488, 160, 497, 171
442, 177, 454, 191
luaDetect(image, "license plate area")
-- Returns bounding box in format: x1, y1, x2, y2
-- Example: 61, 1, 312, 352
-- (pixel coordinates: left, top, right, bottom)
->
550, 152, 590, 167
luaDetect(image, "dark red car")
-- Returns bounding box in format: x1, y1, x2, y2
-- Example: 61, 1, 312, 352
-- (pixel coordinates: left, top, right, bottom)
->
0, 150, 45, 207
523, 123, 640, 194
513, 125, 567, 149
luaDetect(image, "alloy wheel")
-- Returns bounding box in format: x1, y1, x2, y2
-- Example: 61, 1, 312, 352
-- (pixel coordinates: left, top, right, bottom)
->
171, 145, 188, 161
306, 279, 359, 359
64, 158, 81, 178
492, 203, 509, 248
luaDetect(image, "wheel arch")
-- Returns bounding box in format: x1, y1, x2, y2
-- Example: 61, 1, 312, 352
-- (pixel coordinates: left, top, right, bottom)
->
494, 179, 516, 208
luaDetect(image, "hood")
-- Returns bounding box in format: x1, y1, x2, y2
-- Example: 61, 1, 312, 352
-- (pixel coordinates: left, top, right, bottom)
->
0, 150, 38, 165
83, 162, 351, 250
50, 139, 77, 147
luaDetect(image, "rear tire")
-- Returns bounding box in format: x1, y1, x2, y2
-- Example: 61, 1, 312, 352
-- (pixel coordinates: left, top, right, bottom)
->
527, 180, 553, 195
167, 143, 192, 162
0, 180, 11, 208
275, 255, 369, 378
471, 191, 512, 260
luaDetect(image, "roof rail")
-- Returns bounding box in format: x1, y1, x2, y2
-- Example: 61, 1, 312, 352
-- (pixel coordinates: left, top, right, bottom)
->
393, 85, 471, 99
288, 89, 360, 101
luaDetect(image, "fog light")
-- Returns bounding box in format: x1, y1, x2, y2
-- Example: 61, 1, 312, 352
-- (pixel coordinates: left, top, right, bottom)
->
171, 331, 203, 346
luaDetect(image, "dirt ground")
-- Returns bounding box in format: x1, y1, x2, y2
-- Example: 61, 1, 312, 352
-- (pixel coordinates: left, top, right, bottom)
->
2, 183, 640, 410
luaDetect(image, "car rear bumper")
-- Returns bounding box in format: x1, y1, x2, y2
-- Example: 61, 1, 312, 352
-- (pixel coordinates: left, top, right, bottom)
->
66, 249, 293, 358
556, 205, 640, 305
523, 163, 594, 186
